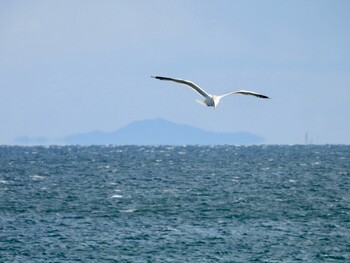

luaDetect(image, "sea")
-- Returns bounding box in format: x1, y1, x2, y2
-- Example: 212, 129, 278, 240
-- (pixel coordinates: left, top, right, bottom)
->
0, 145, 349, 262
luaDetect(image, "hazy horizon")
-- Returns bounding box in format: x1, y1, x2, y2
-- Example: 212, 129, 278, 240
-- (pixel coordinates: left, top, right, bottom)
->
8, 118, 345, 146
13, 118, 264, 146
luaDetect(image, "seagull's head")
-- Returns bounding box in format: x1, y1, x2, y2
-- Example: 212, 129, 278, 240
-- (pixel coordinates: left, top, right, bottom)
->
212, 96, 221, 109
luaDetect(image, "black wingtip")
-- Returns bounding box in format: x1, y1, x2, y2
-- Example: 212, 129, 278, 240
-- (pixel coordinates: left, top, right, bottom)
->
151, 76, 169, 81
257, 94, 270, 99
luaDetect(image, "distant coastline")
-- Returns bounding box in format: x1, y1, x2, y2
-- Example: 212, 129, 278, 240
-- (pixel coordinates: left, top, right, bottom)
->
15, 118, 264, 145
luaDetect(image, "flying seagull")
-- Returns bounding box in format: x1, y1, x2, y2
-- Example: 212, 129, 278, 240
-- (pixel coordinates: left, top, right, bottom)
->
152, 76, 270, 109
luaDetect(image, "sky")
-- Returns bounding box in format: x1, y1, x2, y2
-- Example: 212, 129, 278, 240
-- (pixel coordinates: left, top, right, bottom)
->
1, 0, 350, 145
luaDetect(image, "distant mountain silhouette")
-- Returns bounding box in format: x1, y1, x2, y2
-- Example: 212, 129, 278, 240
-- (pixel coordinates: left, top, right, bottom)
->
62, 118, 264, 145
15, 119, 264, 145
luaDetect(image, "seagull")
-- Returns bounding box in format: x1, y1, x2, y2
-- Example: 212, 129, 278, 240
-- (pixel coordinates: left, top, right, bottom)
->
152, 76, 270, 109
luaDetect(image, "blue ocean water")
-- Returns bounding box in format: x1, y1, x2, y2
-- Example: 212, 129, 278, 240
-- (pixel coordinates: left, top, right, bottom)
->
0, 145, 349, 262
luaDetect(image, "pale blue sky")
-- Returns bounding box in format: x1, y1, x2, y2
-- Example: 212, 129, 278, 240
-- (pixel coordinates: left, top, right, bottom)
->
1, 0, 349, 144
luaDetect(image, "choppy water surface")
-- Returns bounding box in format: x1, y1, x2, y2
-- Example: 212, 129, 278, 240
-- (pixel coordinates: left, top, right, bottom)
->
0, 145, 349, 262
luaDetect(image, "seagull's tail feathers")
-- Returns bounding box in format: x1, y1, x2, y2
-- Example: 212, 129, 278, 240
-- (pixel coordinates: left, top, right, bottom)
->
195, 99, 207, 107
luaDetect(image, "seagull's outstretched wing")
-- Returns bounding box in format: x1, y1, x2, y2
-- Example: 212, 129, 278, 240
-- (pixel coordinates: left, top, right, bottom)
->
152, 76, 211, 98
220, 90, 270, 99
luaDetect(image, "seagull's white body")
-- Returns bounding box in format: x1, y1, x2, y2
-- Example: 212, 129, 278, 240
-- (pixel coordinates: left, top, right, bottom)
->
152, 76, 269, 109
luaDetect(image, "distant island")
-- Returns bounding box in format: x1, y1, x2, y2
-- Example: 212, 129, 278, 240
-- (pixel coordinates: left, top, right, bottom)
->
16, 118, 264, 145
